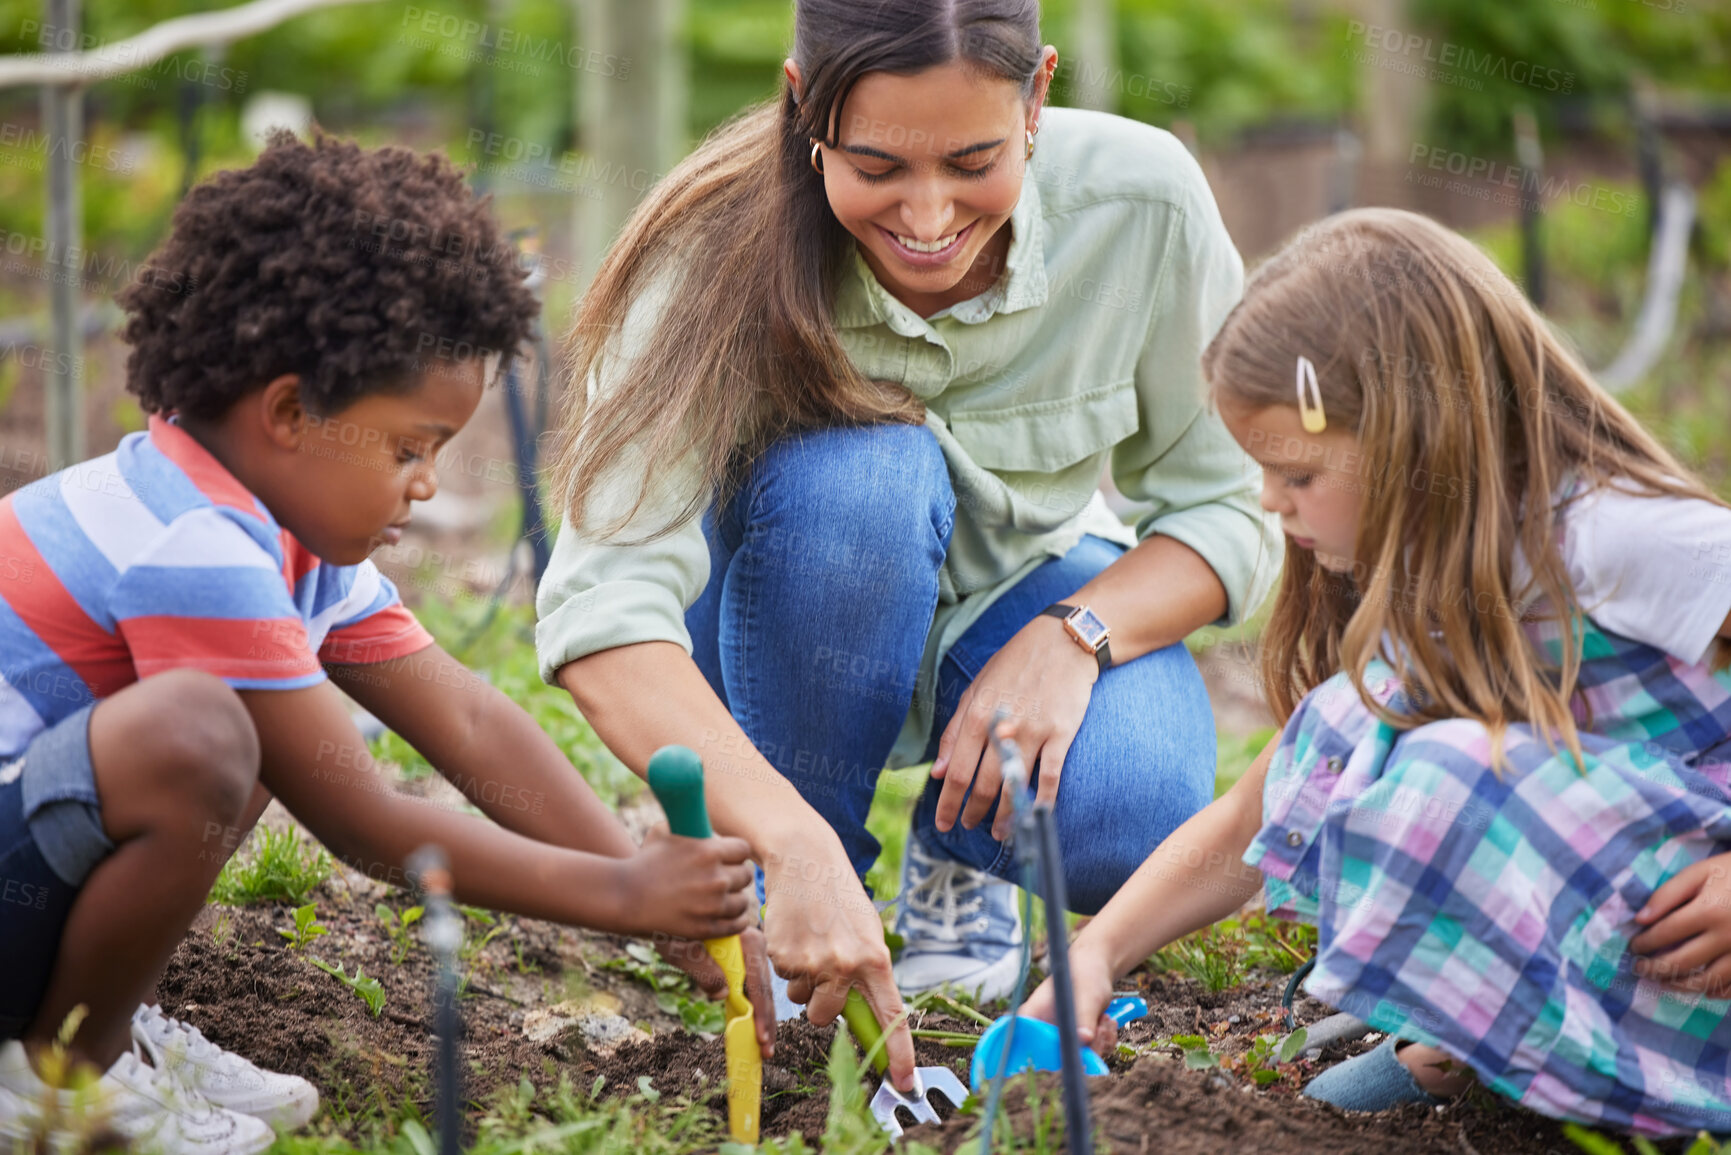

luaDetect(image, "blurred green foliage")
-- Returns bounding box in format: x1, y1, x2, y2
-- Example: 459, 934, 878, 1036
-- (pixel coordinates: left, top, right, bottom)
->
365, 597, 642, 808
1414, 0, 1731, 156
0, 0, 1724, 272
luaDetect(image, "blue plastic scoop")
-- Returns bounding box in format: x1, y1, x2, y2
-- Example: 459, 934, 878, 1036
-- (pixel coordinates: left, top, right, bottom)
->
969, 995, 1148, 1093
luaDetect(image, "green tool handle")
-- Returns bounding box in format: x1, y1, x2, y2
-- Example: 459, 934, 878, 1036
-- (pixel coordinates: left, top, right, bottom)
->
647, 745, 713, 839
842, 989, 889, 1076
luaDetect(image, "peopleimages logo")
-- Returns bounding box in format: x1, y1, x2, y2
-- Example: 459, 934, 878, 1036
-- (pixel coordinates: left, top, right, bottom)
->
1407, 144, 1640, 217
1343, 21, 1575, 94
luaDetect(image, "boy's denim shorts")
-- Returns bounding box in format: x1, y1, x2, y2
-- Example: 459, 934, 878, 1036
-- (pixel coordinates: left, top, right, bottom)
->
0, 704, 113, 1040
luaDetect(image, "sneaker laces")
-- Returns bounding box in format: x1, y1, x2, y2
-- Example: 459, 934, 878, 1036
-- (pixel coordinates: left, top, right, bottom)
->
136, 1005, 264, 1098
899, 837, 991, 943
107, 1041, 222, 1122
142, 1008, 226, 1068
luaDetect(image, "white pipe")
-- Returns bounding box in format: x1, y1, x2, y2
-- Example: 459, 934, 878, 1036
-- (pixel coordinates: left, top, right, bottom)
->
1598, 182, 1696, 394
0, 0, 377, 89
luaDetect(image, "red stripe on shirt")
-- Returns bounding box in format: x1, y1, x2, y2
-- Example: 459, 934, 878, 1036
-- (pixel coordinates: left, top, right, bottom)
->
0, 499, 136, 697
122, 613, 324, 683
281, 532, 321, 590
147, 416, 260, 516
320, 603, 434, 666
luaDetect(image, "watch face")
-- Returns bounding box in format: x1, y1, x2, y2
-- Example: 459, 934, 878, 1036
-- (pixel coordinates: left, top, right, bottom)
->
1070, 606, 1109, 647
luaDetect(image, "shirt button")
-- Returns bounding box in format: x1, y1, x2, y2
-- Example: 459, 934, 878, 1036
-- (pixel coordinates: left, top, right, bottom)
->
1286, 831, 1304, 848
1326, 756, 1342, 772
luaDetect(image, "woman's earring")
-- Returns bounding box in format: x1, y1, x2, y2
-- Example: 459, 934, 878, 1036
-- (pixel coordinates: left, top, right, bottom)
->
1025, 127, 1037, 160
810, 139, 825, 175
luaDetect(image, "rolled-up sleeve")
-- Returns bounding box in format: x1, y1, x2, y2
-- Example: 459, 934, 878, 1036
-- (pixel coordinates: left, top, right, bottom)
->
1110, 163, 1282, 627
535, 262, 716, 685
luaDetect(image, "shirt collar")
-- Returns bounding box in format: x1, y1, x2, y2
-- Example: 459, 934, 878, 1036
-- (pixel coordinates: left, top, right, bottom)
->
833, 172, 1046, 331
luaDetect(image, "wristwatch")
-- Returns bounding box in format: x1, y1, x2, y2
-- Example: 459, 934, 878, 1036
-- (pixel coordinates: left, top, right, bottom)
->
1040, 603, 1112, 672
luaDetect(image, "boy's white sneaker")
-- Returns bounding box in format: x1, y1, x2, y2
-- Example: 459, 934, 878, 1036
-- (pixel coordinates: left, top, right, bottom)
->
133, 1003, 319, 1132
0, 1035, 275, 1155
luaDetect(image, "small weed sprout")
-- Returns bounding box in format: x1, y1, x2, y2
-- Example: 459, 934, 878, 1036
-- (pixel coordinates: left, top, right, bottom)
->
278, 903, 329, 951
375, 902, 424, 966
454, 905, 507, 997
310, 958, 388, 1017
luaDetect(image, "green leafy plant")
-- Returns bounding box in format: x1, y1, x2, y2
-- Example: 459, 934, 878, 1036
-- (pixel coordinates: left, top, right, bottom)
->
1151, 926, 1246, 993
1237, 910, 1317, 975
278, 903, 329, 952
600, 942, 730, 1035
1170, 1034, 1220, 1070
311, 958, 388, 1017
365, 602, 639, 807
1239, 1027, 1308, 1086
209, 826, 332, 906
375, 902, 424, 966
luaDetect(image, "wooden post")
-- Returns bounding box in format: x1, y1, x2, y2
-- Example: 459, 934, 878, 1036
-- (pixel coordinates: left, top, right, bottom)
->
573, 0, 685, 287
1071, 0, 1114, 113
42, 0, 83, 470
1355, 0, 1422, 169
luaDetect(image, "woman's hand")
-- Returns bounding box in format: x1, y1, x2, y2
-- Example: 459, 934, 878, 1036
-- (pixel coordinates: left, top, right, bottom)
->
761, 834, 919, 1091
932, 616, 1098, 841
1020, 941, 1118, 1054
653, 926, 778, 1058
1630, 855, 1731, 996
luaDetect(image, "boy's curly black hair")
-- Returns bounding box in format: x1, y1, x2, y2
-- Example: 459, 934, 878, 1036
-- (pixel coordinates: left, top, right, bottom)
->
118, 128, 539, 419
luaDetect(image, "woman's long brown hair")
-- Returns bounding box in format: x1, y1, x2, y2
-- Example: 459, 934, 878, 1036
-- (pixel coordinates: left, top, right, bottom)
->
545, 0, 1042, 542
1203, 207, 1727, 765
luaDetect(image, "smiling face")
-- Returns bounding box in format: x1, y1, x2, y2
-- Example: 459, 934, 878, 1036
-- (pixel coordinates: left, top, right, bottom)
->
255, 359, 485, 566
1221, 400, 1366, 574
794, 52, 1055, 318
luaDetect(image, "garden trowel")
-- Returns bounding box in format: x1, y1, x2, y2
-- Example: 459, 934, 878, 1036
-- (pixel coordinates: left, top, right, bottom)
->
842, 988, 969, 1139
646, 745, 761, 1144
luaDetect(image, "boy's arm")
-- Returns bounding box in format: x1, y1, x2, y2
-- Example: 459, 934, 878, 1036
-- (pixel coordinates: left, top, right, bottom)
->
1022, 734, 1277, 1037
326, 642, 634, 858
238, 677, 754, 941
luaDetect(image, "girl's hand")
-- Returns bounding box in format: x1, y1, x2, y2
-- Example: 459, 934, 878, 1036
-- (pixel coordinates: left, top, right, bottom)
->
932, 617, 1099, 841
1631, 855, 1731, 995
1020, 943, 1117, 1054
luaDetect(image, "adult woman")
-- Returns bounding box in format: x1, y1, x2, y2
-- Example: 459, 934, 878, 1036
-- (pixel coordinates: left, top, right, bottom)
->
537, 0, 1278, 1084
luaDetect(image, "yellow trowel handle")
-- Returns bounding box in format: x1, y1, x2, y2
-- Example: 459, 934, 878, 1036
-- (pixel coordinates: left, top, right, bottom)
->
648, 746, 761, 1143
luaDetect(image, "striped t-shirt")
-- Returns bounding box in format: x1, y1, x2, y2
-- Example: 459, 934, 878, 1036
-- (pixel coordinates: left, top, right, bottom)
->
0, 415, 433, 760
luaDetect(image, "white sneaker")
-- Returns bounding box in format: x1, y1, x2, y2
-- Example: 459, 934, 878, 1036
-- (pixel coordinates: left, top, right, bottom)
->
890, 830, 1025, 1003
133, 1003, 318, 1132
0, 1036, 275, 1155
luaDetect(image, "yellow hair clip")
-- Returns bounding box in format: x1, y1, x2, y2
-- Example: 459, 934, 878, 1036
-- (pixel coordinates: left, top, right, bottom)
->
1296, 354, 1327, 434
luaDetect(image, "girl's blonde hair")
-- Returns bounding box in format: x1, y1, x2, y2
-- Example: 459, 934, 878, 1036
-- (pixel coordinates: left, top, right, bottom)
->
1203, 207, 1726, 762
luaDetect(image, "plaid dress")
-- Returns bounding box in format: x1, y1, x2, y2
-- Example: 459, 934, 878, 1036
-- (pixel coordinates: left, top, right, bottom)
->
1244, 613, 1731, 1136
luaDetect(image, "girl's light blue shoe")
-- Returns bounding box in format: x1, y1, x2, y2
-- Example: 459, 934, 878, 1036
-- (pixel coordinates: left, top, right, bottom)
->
1302, 1036, 1445, 1112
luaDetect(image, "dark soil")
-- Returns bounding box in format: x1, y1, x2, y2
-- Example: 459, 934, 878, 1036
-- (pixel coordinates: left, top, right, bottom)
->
156, 877, 1689, 1152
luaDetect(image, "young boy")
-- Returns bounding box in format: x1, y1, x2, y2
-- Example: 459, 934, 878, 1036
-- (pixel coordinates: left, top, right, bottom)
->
0, 131, 764, 1153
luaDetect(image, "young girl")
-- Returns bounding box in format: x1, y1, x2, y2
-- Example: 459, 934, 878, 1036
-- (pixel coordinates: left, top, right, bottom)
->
1024, 207, 1731, 1136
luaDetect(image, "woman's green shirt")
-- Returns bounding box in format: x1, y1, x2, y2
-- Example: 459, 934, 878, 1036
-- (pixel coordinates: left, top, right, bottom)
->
536, 107, 1282, 767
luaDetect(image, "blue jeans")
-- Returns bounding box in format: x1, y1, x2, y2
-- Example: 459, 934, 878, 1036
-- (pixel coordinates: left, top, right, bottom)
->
685, 423, 1216, 914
